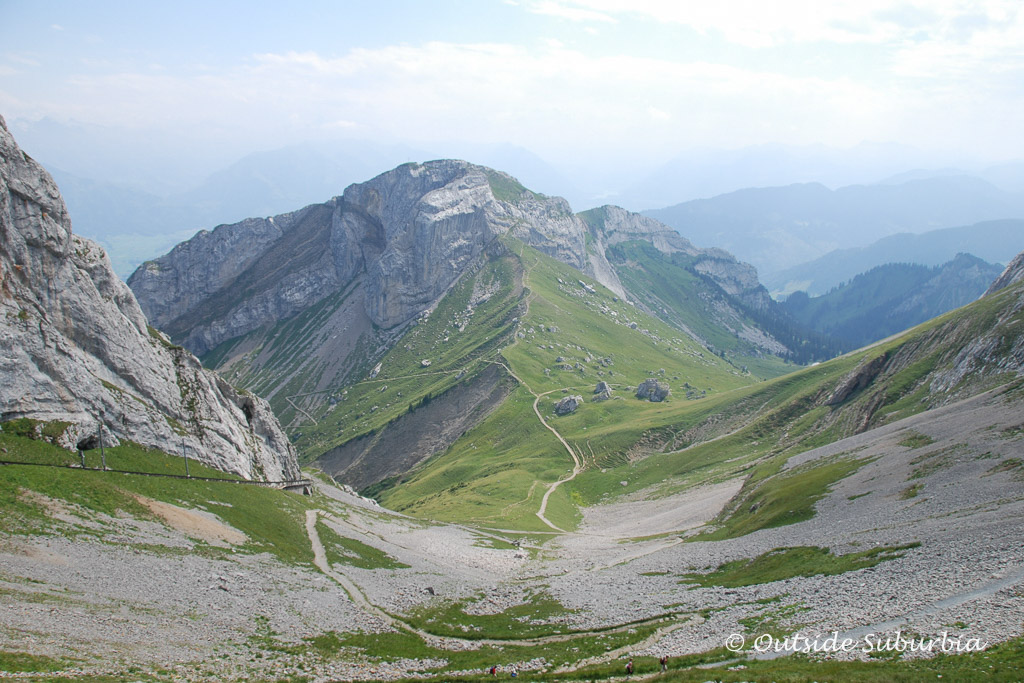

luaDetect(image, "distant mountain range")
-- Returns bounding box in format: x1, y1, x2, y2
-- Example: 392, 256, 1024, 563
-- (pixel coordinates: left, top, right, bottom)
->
781, 254, 1004, 351
15, 114, 1021, 279
644, 176, 1024, 279
766, 219, 1024, 297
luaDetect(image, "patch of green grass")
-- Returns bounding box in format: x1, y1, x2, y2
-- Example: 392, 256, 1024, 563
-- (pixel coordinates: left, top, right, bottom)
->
471, 535, 519, 550
1000, 424, 1024, 440
147, 324, 183, 351
0, 651, 76, 673
682, 544, 920, 588
1, 418, 73, 444
900, 483, 923, 500
898, 431, 935, 449
294, 619, 674, 676
650, 634, 1024, 682
699, 455, 873, 541
908, 444, 960, 480
986, 458, 1024, 480
485, 169, 531, 203
0, 433, 314, 565
738, 600, 809, 640
406, 590, 576, 639
317, 520, 409, 570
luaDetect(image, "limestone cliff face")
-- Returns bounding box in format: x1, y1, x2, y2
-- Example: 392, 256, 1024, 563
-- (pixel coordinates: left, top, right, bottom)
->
0, 115, 299, 480
339, 161, 502, 329
581, 204, 773, 311
986, 250, 1024, 296
131, 164, 792, 369
131, 160, 604, 355
583, 205, 694, 255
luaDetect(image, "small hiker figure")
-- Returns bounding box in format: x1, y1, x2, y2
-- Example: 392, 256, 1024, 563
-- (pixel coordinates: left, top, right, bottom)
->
660, 654, 668, 672
489, 665, 497, 676
510, 665, 518, 678
626, 657, 634, 675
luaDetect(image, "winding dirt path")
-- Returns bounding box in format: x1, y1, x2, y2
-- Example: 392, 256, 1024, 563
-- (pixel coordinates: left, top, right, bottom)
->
304, 508, 694, 659
532, 388, 583, 531
485, 359, 582, 532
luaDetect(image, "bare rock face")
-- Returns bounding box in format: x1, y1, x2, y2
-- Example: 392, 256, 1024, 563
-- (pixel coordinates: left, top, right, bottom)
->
130, 161, 604, 354
583, 205, 695, 255
554, 395, 584, 415
0, 115, 299, 480
823, 353, 890, 406
341, 161, 501, 329
635, 378, 671, 402
581, 205, 771, 311
593, 381, 612, 401
986, 250, 1024, 296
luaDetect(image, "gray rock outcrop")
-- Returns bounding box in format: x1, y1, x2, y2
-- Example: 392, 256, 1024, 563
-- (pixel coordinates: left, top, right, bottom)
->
594, 381, 612, 401
554, 395, 584, 415
130, 161, 620, 356
579, 205, 773, 312
635, 379, 671, 402
985, 250, 1024, 296
0, 115, 298, 481
823, 353, 890, 406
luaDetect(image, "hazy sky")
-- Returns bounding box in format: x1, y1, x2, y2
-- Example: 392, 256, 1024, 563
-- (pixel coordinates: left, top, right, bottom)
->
2, 0, 1023, 176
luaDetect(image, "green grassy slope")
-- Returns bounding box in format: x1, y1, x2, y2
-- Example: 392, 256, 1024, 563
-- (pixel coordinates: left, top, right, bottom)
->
0, 429, 314, 565
563, 277, 1024, 540
324, 243, 1024, 533
206, 280, 364, 426
293, 247, 523, 460
376, 240, 772, 528
603, 239, 843, 367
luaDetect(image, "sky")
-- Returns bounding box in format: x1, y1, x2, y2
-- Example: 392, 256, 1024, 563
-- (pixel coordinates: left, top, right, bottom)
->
1, 0, 1023, 196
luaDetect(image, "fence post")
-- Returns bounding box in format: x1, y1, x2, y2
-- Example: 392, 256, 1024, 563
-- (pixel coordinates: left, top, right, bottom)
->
182, 438, 190, 478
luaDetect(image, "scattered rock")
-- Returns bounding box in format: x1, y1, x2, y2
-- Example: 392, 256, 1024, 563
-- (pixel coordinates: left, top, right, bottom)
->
554, 395, 584, 415
635, 378, 671, 402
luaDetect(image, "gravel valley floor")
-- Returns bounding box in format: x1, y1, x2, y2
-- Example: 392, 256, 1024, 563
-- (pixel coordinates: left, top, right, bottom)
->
1, 387, 1023, 680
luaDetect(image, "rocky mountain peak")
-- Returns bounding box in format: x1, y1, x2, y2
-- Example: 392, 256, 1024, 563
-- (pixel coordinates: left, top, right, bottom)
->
130, 159, 605, 355
985, 249, 1024, 296
0, 115, 298, 480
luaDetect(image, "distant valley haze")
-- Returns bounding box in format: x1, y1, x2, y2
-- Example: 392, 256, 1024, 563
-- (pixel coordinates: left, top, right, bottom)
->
2, 1, 1024, 274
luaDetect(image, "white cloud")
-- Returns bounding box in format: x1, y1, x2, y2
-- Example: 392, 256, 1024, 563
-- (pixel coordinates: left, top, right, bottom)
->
647, 106, 671, 121
525, 1, 617, 23
531, 0, 1024, 50
9, 2, 1024, 163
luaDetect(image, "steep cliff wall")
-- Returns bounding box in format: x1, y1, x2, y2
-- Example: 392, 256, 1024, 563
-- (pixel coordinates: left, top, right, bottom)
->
133, 162, 559, 353
0, 115, 299, 480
